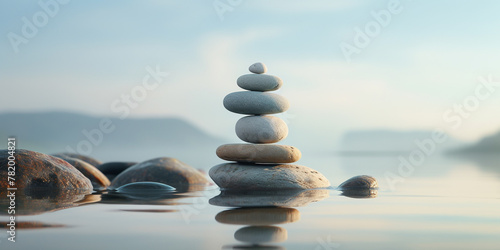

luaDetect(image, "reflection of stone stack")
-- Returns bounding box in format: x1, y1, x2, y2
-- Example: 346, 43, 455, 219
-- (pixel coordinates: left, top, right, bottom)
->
217, 207, 299, 247
210, 62, 330, 190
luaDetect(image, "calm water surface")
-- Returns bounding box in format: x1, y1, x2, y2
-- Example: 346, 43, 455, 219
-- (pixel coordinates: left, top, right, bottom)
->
2, 153, 500, 250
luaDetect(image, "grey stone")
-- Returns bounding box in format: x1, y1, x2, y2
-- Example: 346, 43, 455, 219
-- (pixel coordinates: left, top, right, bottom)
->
216, 144, 301, 163
248, 62, 267, 74
235, 116, 288, 143
223, 91, 290, 115
237, 74, 283, 91
97, 161, 137, 181
209, 163, 331, 190
338, 175, 378, 190
110, 157, 210, 192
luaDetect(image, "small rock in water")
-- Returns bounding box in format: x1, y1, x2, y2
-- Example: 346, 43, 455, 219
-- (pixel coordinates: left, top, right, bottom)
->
60, 157, 110, 190
235, 116, 288, 144
52, 153, 102, 167
97, 162, 137, 181
116, 181, 176, 194
216, 144, 301, 163
209, 163, 331, 190
248, 62, 267, 74
338, 175, 378, 190
237, 74, 282, 91
234, 226, 287, 244
110, 157, 209, 191
223, 91, 290, 115
0, 149, 92, 193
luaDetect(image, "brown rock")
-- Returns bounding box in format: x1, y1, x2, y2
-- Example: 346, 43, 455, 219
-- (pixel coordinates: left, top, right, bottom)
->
338, 175, 378, 190
52, 153, 102, 167
216, 144, 301, 163
0, 149, 92, 193
61, 157, 110, 190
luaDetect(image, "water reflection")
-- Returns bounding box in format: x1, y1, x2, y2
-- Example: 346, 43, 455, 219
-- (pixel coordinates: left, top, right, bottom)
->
234, 226, 287, 244
89, 191, 188, 206
118, 209, 178, 213
224, 245, 285, 250
0, 188, 189, 216
0, 189, 90, 216
451, 154, 500, 176
340, 188, 378, 199
216, 207, 300, 225
218, 207, 296, 249
0, 221, 67, 230
210, 189, 329, 207
214, 189, 329, 249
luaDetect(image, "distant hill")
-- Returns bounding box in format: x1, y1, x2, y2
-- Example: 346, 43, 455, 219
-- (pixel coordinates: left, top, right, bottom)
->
450, 130, 500, 154
338, 129, 463, 153
0, 112, 226, 165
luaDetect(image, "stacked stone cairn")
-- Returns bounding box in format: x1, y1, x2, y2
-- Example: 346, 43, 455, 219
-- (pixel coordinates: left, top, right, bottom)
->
209, 62, 331, 190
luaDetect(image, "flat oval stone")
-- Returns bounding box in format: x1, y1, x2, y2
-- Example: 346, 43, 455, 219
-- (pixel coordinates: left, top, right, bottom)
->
217, 144, 301, 163
249, 62, 267, 74
52, 153, 102, 167
216, 207, 300, 225
110, 157, 209, 192
116, 181, 176, 194
338, 175, 378, 190
209, 163, 331, 190
234, 226, 287, 244
235, 116, 288, 143
0, 149, 92, 193
237, 74, 283, 91
61, 157, 110, 190
223, 91, 290, 115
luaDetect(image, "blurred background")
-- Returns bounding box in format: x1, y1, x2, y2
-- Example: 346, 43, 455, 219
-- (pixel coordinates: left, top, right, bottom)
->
1, 0, 499, 171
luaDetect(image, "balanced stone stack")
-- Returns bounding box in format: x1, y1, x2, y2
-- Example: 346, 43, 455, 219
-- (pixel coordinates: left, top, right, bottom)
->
209, 62, 330, 190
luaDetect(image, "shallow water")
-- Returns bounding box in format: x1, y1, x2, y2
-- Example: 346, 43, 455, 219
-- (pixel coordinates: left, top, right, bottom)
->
1, 154, 500, 250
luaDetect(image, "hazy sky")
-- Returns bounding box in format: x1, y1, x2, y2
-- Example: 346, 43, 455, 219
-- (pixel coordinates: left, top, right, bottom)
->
2, 0, 500, 148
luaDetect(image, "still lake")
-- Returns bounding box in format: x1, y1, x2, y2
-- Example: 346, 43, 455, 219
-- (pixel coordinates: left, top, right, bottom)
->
1, 152, 500, 250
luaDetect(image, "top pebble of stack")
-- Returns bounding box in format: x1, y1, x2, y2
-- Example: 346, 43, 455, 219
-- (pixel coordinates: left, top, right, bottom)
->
249, 62, 267, 74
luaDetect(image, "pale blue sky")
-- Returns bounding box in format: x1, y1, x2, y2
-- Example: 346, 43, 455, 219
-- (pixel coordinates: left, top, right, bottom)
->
2, 0, 500, 149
